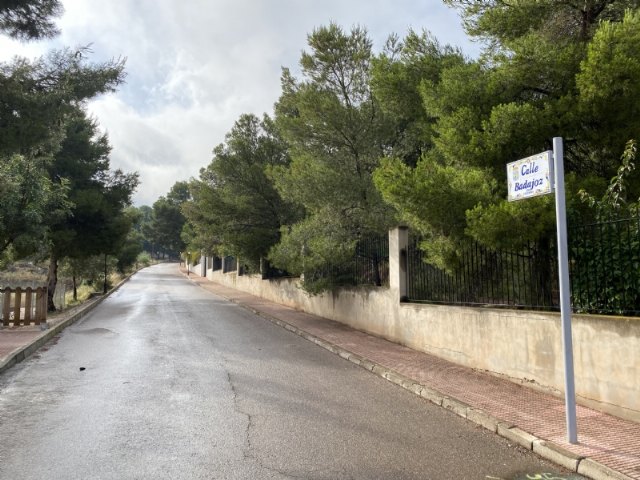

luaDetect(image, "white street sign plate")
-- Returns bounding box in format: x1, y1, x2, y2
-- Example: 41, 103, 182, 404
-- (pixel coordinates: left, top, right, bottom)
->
507, 151, 554, 201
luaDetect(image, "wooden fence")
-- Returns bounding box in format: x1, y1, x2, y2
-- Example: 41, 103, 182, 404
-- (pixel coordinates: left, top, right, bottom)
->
1, 287, 48, 326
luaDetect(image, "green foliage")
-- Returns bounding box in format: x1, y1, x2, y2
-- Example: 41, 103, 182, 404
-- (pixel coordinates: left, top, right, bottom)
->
577, 9, 640, 157
183, 114, 296, 268
0, 154, 69, 261
268, 213, 358, 293
271, 24, 395, 290
148, 181, 189, 257
579, 140, 639, 218
0, 0, 63, 40
48, 110, 139, 260
269, 213, 357, 275
64, 283, 95, 306
444, 1, 636, 46
370, 30, 465, 166
466, 196, 556, 251
569, 140, 640, 313
0, 48, 125, 159
0, 0, 138, 312
116, 229, 144, 273
371, 1, 640, 272
136, 251, 152, 268
60, 254, 111, 303
0, 46, 126, 265
131, 205, 154, 253
570, 218, 640, 314
374, 156, 497, 269
44, 109, 138, 309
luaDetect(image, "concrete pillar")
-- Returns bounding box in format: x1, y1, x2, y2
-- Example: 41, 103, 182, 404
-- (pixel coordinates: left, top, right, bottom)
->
389, 227, 408, 302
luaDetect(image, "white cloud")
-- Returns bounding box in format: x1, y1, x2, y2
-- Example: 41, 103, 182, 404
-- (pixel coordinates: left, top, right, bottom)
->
1, 0, 477, 206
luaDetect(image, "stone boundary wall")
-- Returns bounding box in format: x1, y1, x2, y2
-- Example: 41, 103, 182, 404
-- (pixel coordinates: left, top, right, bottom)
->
191, 228, 640, 422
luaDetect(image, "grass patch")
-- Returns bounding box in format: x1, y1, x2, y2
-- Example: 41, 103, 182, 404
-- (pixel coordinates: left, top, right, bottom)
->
0, 261, 47, 288
64, 283, 99, 307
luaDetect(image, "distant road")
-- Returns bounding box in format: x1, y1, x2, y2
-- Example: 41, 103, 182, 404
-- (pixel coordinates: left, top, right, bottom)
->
0, 263, 581, 479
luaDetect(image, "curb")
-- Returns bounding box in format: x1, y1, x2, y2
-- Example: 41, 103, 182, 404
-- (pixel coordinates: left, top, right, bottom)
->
186, 272, 633, 480
0, 272, 136, 376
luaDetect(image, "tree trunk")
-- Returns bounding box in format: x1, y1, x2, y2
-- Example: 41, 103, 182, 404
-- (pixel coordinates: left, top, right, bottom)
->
72, 274, 77, 301
47, 254, 58, 312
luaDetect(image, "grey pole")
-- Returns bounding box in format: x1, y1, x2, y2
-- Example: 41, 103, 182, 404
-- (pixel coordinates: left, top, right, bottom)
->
553, 136, 578, 444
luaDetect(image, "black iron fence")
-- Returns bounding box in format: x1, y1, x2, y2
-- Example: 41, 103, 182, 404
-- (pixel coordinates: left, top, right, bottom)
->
406, 237, 558, 310
569, 216, 640, 315
353, 234, 390, 287
264, 262, 291, 279
305, 234, 390, 289
211, 256, 222, 271
222, 256, 237, 273
406, 216, 640, 315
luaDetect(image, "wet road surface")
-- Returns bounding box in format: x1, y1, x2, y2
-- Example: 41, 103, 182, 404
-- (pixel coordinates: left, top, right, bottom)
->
0, 264, 584, 479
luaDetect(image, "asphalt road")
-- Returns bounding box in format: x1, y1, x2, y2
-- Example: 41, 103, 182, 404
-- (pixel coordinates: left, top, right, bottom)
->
0, 264, 583, 480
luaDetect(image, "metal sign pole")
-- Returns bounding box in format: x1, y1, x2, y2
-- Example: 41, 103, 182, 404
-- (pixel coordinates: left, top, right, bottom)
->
553, 137, 578, 444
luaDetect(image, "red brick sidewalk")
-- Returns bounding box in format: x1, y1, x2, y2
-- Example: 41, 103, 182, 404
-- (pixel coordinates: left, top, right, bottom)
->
183, 270, 640, 480
0, 327, 42, 360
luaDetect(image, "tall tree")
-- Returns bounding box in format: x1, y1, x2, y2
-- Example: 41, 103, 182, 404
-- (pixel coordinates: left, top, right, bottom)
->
115, 207, 145, 274
0, 0, 125, 263
0, 49, 126, 261
0, 0, 62, 40
131, 205, 154, 253
444, 0, 637, 45
0, 48, 126, 159
149, 181, 189, 258
370, 30, 465, 167
0, 154, 69, 264
183, 113, 297, 268
374, 1, 640, 269
46, 109, 138, 309
270, 24, 396, 290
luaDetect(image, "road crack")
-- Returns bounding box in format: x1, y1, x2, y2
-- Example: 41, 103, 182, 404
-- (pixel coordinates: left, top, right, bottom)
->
225, 370, 253, 455
225, 367, 329, 479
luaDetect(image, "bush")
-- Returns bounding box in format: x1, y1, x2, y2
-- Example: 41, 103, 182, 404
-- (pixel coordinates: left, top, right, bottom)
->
136, 252, 152, 268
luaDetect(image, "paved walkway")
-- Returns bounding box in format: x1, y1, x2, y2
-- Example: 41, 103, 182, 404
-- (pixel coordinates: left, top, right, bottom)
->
1, 267, 638, 479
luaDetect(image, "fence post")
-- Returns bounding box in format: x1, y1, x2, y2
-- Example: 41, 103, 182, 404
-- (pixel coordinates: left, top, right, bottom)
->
2, 288, 11, 326
14, 287, 23, 325
24, 287, 33, 324
389, 227, 408, 302
35, 287, 47, 324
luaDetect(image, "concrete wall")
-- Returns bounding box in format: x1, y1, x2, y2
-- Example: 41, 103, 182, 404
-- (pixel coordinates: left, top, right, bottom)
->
199, 235, 640, 422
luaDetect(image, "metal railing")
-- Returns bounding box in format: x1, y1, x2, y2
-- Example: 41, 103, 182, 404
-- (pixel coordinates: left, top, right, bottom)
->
222, 256, 237, 274
305, 234, 390, 289
569, 216, 640, 315
353, 234, 389, 287
406, 237, 558, 310
211, 256, 222, 271
406, 215, 640, 315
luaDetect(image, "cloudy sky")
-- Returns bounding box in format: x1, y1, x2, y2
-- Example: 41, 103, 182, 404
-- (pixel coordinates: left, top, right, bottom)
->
0, 0, 479, 206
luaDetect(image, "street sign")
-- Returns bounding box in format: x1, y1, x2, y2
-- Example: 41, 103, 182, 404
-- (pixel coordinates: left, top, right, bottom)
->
505, 139, 578, 444
507, 151, 554, 201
